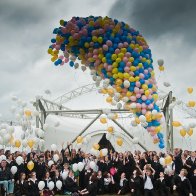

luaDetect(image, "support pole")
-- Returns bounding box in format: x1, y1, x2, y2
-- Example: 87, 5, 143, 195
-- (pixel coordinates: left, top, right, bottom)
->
64, 113, 102, 150
169, 91, 174, 152
35, 97, 40, 128
111, 119, 148, 151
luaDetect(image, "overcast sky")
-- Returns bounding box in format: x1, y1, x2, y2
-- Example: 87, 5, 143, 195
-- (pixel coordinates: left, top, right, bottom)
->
0, 0, 196, 121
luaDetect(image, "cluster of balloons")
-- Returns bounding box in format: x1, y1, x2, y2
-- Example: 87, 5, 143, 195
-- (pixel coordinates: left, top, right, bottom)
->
172, 121, 195, 138
38, 180, 62, 191
48, 16, 164, 148
158, 59, 165, 72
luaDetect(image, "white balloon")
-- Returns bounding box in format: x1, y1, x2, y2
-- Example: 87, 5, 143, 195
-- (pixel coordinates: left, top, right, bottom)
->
131, 120, 137, 127
48, 160, 54, 167
101, 148, 108, 156
123, 80, 130, 88
189, 122, 196, 128
48, 181, 54, 191
183, 124, 190, 131
106, 133, 112, 140
159, 157, 165, 166
32, 110, 39, 117
72, 163, 78, 172
102, 108, 111, 115
89, 161, 96, 170
103, 83, 109, 88
56, 180, 62, 190
0, 155, 6, 162
176, 100, 182, 105
37, 129, 44, 138
39, 139, 45, 147
96, 76, 102, 82
53, 154, 59, 162
103, 79, 110, 84
141, 122, 148, 127
8, 126, 14, 134
76, 143, 82, 148
22, 139, 27, 148
139, 115, 146, 123
157, 59, 164, 66
0, 136, 3, 145
51, 144, 57, 151
85, 135, 91, 142
61, 171, 68, 180
90, 70, 96, 75
111, 100, 117, 106
130, 103, 137, 109
152, 110, 158, 115
95, 81, 100, 87
38, 181, 45, 191
78, 162, 84, 171
54, 121, 60, 127
3, 133, 11, 143
16, 156, 24, 165
0, 129, 7, 137
81, 66, 86, 72
122, 97, 129, 103
21, 132, 25, 140
132, 137, 139, 144
163, 82, 171, 87
117, 103, 122, 109
11, 166, 17, 175
11, 95, 18, 101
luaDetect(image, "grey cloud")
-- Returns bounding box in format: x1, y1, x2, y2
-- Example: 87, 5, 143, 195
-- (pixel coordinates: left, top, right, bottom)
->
109, 0, 196, 44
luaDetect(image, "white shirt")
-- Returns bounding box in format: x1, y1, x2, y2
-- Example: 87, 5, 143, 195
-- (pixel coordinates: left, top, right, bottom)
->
144, 176, 153, 190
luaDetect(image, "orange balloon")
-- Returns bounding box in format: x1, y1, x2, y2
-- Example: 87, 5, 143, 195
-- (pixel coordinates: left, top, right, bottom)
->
106, 96, 113, 103
187, 128, 193, 136
159, 66, 164, 71
116, 137, 123, 146
187, 87, 193, 94
27, 161, 34, 171
24, 110, 32, 117
93, 143, 100, 150
100, 118, 107, 124
107, 126, 114, 133
77, 136, 83, 144
27, 139, 34, 148
165, 156, 172, 165
188, 101, 195, 107
172, 121, 182, 127
15, 140, 21, 148
135, 117, 140, 124
180, 129, 186, 137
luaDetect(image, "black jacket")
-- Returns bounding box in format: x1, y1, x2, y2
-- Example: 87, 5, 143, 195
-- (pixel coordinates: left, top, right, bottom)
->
0, 167, 13, 180
27, 179, 40, 196
14, 180, 29, 196
64, 176, 80, 192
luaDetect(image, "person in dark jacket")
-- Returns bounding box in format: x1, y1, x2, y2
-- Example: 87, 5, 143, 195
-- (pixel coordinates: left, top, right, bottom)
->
129, 167, 143, 196
97, 170, 104, 194
36, 155, 46, 181
117, 172, 129, 195
0, 160, 14, 195
155, 172, 170, 196
52, 170, 63, 195
64, 170, 80, 193
173, 168, 193, 196
190, 169, 196, 196
151, 155, 164, 179
14, 172, 28, 196
27, 171, 40, 196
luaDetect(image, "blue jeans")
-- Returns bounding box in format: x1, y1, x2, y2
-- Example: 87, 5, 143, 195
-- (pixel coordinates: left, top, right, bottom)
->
0, 180, 14, 194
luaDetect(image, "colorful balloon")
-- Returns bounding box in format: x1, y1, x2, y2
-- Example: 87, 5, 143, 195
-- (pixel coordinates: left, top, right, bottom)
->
116, 137, 123, 146
187, 87, 193, 94
180, 129, 186, 137
15, 140, 21, 148
27, 161, 34, 171
172, 121, 182, 127
48, 16, 164, 148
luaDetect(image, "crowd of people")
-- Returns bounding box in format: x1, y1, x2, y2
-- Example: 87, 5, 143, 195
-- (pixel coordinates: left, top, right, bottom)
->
0, 143, 196, 196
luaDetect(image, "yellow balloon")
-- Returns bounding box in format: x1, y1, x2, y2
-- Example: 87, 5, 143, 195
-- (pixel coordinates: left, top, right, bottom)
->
135, 117, 140, 124
187, 128, 193, 136
159, 66, 164, 71
188, 101, 196, 107
15, 140, 21, 148
180, 129, 186, 137
24, 110, 32, 117
100, 118, 107, 124
153, 138, 159, 144
27, 139, 34, 149
187, 87, 193, 94
9, 135, 14, 145
165, 156, 172, 165
116, 137, 123, 146
106, 96, 113, 103
112, 113, 118, 120
93, 143, 100, 150
107, 126, 114, 133
107, 88, 114, 96
100, 150, 103, 157
27, 161, 34, 171
77, 136, 83, 144
172, 121, 182, 127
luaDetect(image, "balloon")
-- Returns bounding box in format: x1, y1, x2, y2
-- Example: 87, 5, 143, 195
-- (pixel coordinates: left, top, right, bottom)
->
187, 128, 193, 136
78, 162, 84, 171
53, 154, 59, 162
43, 123, 49, 131
48, 16, 165, 148
180, 129, 186, 137
3, 133, 11, 143
100, 117, 107, 124
165, 156, 172, 165
22, 139, 27, 148
56, 180, 62, 190
61, 172, 68, 180
16, 156, 24, 165
24, 109, 32, 117
139, 115, 146, 123
0, 155, 6, 162
188, 101, 196, 107
116, 137, 123, 146
48, 160, 54, 167
187, 87, 193, 94
107, 126, 114, 133
106, 133, 112, 140
38, 181, 45, 190
89, 161, 96, 170
48, 181, 55, 190
93, 143, 100, 150
157, 59, 164, 66
101, 148, 108, 156
51, 144, 57, 151
27, 139, 34, 149
72, 163, 78, 172
163, 82, 171, 87
172, 121, 181, 127
15, 140, 21, 148
159, 157, 165, 166
54, 121, 60, 127
27, 161, 34, 171
11, 166, 17, 175
76, 136, 83, 144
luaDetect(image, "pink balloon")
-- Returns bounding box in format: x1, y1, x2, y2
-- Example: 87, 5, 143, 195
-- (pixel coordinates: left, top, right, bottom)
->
135, 81, 141, 87
126, 62, 132, 67
134, 87, 140, 94
118, 43, 123, 48
103, 45, 108, 51
130, 96, 136, 102
123, 57, 128, 63
115, 49, 120, 54
107, 65, 112, 71
140, 89, 144, 94
142, 95, 147, 101
124, 67, 130, 72
148, 104, 154, 109
136, 93, 141, 98
64, 58, 69, 63
144, 69, 148, 74
142, 109, 146, 114
136, 103, 141, 109
141, 103, 146, 109
125, 52, 131, 58
106, 40, 112, 46
139, 73, 144, 79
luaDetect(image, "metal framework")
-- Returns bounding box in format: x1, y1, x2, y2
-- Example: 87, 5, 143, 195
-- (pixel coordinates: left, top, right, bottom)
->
33, 83, 196, 153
